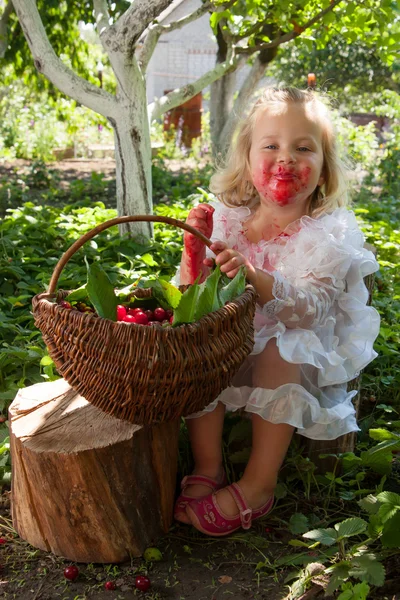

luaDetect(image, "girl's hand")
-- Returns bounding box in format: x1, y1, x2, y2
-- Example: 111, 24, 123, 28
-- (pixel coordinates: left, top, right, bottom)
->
184, 204, 214, 255
209, 241, 256, 282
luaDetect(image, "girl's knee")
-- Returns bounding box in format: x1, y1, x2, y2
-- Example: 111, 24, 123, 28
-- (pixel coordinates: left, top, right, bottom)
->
253, 339, 301, 388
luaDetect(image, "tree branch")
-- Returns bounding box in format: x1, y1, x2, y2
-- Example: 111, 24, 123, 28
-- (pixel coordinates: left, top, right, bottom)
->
236, 0, 345, 56
148, 52, 239, 121
112, 0, 172, 56
0, 0, 14, 58
12, 0, 116, 117
93, 0, 110, 35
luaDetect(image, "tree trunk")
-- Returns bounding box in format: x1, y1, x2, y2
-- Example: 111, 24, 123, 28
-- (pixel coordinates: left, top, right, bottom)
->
213, 24, 279, 159
9, 378, 180, 563
210, 23, 237, 160
110, 72, 153, 238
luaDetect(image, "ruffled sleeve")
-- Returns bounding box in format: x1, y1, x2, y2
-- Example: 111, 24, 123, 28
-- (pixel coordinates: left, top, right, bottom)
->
260, 208, 379, 330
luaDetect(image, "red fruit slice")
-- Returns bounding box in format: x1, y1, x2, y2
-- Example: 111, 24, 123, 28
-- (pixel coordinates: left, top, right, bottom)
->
122, 314, 136, 323
117, 305, 127, 321
153, 307, 166, 322
135, 575, 151, 592
133, 312, 148, 325
64, 565, 79, 581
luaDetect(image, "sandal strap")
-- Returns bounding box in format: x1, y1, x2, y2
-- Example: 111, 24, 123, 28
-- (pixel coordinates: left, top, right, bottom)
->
226, 483, 252, 530
181, 474, 221, 492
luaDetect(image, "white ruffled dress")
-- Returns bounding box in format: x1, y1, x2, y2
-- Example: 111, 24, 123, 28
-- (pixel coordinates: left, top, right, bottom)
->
182, 201, 381, 440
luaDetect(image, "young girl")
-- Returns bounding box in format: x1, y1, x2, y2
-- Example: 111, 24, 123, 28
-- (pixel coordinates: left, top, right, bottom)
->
174, 87, 380, 537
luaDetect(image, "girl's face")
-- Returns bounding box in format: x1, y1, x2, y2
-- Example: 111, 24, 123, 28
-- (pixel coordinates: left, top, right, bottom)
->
248, 103, 325, 210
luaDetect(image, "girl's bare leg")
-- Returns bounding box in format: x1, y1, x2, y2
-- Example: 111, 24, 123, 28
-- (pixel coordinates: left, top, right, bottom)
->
183, 401, 226, 497
216, 339, 299, 514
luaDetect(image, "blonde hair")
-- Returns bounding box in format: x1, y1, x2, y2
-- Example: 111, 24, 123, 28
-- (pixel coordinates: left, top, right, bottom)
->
210, 86, 350, 216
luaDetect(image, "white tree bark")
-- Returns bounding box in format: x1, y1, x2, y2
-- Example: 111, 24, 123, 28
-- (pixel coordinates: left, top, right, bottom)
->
210, 70, 237, 160
0, 0, 13, 58
110, 67, 153, 238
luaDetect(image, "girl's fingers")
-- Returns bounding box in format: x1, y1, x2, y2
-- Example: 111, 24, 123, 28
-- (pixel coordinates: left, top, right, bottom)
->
210, 240, 228, 254
203, 258, 214, 267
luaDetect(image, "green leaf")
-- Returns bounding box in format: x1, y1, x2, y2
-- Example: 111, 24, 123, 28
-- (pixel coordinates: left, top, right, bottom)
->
376, 491, 400, 506
141, 253, 158, 267
159, 279, 182, 309
367, 514, 383, 539
326, 564, 350, 596
382, 511, 400, 547
369, 428, 400, 441
349, 554, 385, 587
303, 528, 337, 546
289, 513, 310, 535
65, 285, 88, 302
40, 355, 54, 367
85, 257, 117, 321
358, 494, 380, 515
194, 266, 222, 321
274, 481, 288, 500
218, 266, 246, 306
337, 581, 370, 600
229, 448, 251, 463
335, 517, 368, 539
172, 282, 201, 326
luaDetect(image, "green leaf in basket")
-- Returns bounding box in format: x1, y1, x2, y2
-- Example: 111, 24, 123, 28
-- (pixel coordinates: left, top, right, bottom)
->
151, 280, 174, 311
194, 265, 222, 321
84, 256, 118, 321
218, 266, 246, 306
172, 278, 201, 326
65, 285, 88, 303
159, 279, 182, 309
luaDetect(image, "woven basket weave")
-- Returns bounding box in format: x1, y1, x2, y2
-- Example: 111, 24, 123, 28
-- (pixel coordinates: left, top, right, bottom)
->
32, 215, 257, 425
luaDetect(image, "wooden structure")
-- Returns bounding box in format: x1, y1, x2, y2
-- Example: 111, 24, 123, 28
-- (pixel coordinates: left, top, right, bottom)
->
163, 91, 202, 147
9, 378, 180, 563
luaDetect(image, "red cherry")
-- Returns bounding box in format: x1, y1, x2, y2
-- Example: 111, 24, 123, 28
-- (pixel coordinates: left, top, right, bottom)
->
122, 314, 136, 323
117, 305, 127, 321
104, 581, 116, 590
0, 538, 7, 544
169, 316, 174, 324
165, 310, 173, 320
133, 312, 148, 325
64, 565, 79, 581
264, 527, 273, 533
128, 307, 143, 316
135, 575, 151, 592
154, 307, 166, 322
144, 309, 154, 320
60, 301, 72, 309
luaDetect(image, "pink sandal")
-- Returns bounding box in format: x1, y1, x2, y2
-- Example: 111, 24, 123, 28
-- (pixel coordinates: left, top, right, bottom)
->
174, 473, 228, 524
185, 483, 274, 536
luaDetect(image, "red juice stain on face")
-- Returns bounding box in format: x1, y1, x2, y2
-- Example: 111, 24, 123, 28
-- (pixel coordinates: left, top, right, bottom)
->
253, 164, 312, 206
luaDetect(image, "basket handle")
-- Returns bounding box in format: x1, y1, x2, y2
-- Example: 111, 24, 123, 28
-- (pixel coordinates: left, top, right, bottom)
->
47, 215, 213, 294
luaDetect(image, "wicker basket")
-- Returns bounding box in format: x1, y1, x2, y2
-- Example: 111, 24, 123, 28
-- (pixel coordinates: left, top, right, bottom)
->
32, 215, 257, 425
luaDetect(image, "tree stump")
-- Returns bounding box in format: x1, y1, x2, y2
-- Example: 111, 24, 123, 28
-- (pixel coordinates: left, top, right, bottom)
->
9, 378, 180, 563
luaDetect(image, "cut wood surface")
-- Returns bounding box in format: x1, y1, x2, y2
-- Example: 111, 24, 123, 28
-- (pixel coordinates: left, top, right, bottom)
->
9, 378, 180, 563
